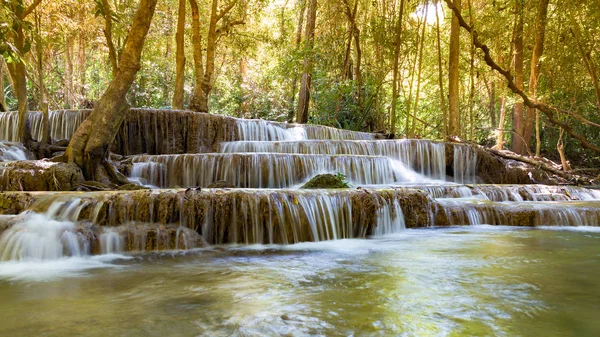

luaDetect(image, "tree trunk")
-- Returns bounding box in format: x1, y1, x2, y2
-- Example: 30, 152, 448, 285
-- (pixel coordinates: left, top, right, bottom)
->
496, 96, 506, 150
287, 0, 306, 122
410, 3, 428, 137
448, 0, 461, 137
435, 0, 447, 137
0, 59, 6, 112
511, 0, 526, 154
172, 0, 186, 109
523, 0, 550, 156
35, 11, 50, 144
188, 0, 205, 112
102, 0, 119, 78
296, 0, 317, 124
5, 28, 32, 144
78, 4, 87, 104
467, 0, 475, 140
67, 0, 158, 180
65, 34, 75, 109
390, 0, 405, 135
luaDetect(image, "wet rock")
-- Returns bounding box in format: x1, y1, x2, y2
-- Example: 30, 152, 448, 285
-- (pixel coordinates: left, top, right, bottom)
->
301, 173, 350, 189
0, 160, 84, 191
118, 183, 150, 191
207, 180, 236, 188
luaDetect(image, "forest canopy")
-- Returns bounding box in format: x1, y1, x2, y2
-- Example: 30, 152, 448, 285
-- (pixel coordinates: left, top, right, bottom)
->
1, 0, 599, 166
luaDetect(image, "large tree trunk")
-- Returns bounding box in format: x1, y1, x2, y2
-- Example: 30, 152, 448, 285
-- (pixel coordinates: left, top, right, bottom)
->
188, 0, 205, 112
390, 0, 405, 135
511, 0, 526, 154
172, 0, 186, 109
35, 11, 50, 144
5, 29, 32, 144
523, 0, 550, 156
65, 34, 76, 109
67, 0, 158, 180
296, 0, 317, 124
448, 0, 461, 137
287, 0, 306, 122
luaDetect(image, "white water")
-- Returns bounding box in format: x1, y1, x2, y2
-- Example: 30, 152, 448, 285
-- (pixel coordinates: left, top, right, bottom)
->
0, 213, 90, 261
0, 142, 28, 161
129, 153, 433, 188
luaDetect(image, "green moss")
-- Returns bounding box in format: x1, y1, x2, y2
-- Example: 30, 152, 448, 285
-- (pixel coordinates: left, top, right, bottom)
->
301, 173, 351, 189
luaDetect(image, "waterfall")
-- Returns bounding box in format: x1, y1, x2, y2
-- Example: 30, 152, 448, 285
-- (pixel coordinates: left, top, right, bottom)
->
453, 145, 478, 184
373, 199, 406, 236
129, 153, 432, 188
0, 213, 91, 261
0, 110, 90, 143
0, 142, 29, 161
220, 140, 447, 180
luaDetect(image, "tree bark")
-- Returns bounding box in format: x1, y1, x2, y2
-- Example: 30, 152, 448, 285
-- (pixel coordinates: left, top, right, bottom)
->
172, 0, 186, 109
77, 4, 87, 104
189, 0, 205, 112
35, 10, 50, 144
467, 0, 475, 140
65, 34, 75, 109
287, 0, 306, 122
390, 0, 406, 135
0, 59, 6, 112
448, 0, 461, 137
523, 0, 550, 156
511, 0, 525, 154
296, 0, 317, 124
67, 0, 158, 180
434, 0, 447, 137
410, 3, 428, 137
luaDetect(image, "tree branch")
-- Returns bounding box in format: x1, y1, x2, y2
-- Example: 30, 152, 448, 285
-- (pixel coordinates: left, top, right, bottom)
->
216, 0, 239, 22
443, 0, 600, 155
23, 0, 43, 18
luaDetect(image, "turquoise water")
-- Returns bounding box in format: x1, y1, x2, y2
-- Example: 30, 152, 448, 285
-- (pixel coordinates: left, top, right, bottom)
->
1, 226, 599, 336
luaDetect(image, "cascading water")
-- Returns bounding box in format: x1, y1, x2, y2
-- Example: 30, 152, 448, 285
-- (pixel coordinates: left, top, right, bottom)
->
129, 153, 432, 188
0, 142, 29, 161
220, 140, 447, 180
0, 213, 91, 261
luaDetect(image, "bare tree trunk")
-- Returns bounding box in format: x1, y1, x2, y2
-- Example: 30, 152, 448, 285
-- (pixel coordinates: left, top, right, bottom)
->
410, 3, 428, 137
67, 0, 158, 180
5, 29, 32, 144
496, 96, 506, 150
239, 56, 248, 117
296, 0, 317, 124
172, 0, 186, 109
188, 0, 205, 111
390, 0, 405, 135
35, 11, 50, 144
65, 34, 75, 109
287, 0, 306, 122
102, 0, 119, 78
78, 4, 87, 104
523, 0, 550, 156
448, 0, 461, 137
435, 0, 447, 137
467, 0, 475, 140
0, 59, 6, 112
511, 0, 526, 154
557, 128, 571, 171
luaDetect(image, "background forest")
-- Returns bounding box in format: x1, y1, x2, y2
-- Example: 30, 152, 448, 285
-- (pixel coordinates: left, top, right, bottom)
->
1, 0, 599, 166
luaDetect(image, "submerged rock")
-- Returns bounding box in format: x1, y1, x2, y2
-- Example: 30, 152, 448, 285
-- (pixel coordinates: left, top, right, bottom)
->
301, 173, 351, 189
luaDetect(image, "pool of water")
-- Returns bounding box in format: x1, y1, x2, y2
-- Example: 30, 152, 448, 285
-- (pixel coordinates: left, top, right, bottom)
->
1, 226, 599, 336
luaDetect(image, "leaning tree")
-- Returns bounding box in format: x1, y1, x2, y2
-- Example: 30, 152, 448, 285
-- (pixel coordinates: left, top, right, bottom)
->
66, 0, 158, 181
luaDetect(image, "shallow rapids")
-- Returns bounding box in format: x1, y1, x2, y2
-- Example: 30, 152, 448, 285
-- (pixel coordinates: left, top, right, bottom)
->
1, 227, 599, 336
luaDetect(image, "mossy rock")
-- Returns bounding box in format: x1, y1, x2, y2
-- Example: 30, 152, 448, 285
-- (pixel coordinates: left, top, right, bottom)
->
301, 173, 350, 189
